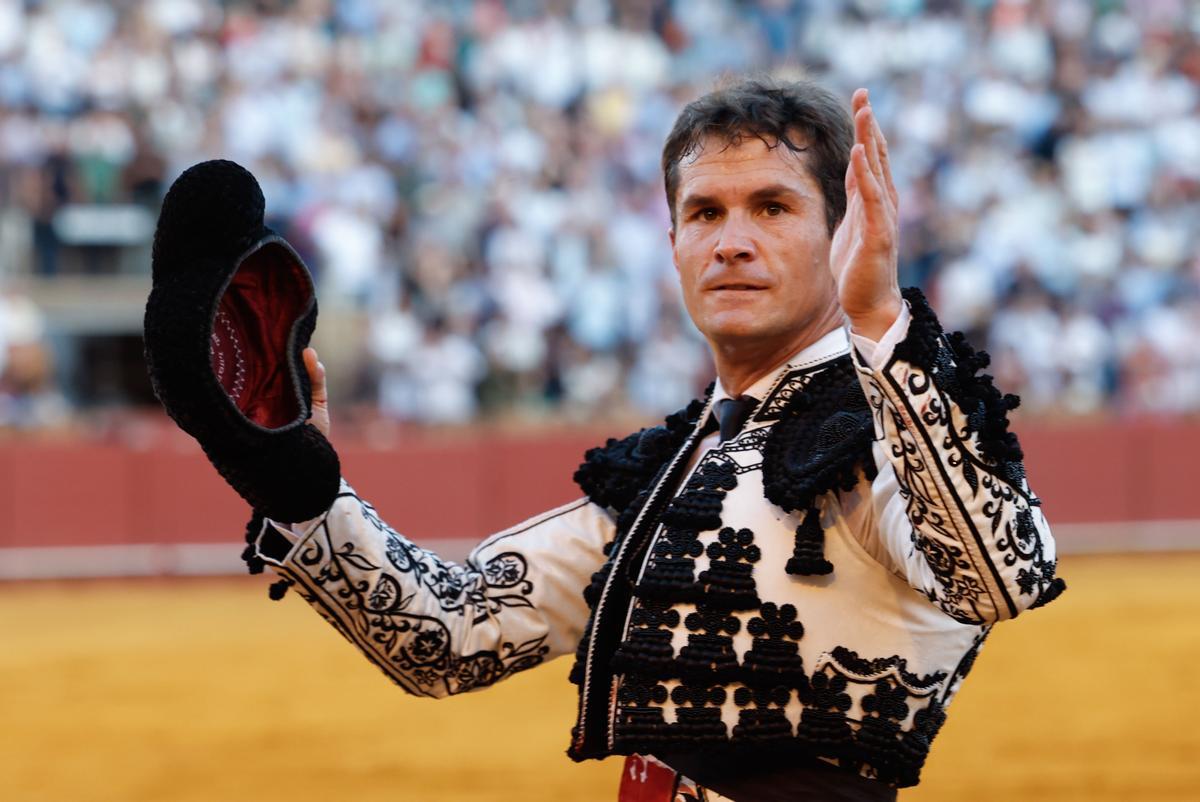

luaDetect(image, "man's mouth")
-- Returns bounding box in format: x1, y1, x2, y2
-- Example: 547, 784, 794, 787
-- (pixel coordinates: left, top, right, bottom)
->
709, 283, 767, 291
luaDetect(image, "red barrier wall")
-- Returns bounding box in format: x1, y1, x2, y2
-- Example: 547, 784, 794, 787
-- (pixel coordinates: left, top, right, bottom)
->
1, 420, 1197, 550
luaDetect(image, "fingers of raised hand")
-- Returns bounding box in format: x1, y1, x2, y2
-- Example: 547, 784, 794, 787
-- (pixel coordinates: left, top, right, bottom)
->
852, 91, 899, 213
851, 144, 887, 228
872, 123, 898, 209
865, 102, 899, 209
851, 87, 869, 114
855, 105, 884, 181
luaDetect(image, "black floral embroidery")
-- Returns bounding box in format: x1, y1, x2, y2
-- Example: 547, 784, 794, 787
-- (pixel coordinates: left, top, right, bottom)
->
619, 672, 669, 707
672, 707, 729, 743
708, 526, 760, 563
381, 530, 535, 625
672, 682, 728, 707
410, 628, 447, 663
893, 287, 1023, 468
911, 700, 946, 742
749, 602, 805, 640
913, 530, 962, 582
289, 502, 550, 697
636, 524, 705, 602
733, 684, 791, 708
614, 674, 729, 749
612, 705, 674, 750
574, 361, 890, 761
1013, 512, 1067, 608
696, 526, 762, 609
879, 417, 991, 624
611, 600, 680, 676
876, 287, 1065, 619
742, 602, 807, 688
755, 363, 826, 420
637, 455, 741, 601
634, 599, 682, 629
661, 460, 738, 531
1015, 566, 1040, 596
862, 679, 910, 721
855, 678, 913, 780
807, 669, 852, 711
732, 706, 794, 741
612, 670, 680, 752
676, 603, 741, 681
796, 667, 856, 754
684, 606, 741, 636
829, 647, 947, 690
366, 573, 408, 612
484, 553, 527, 586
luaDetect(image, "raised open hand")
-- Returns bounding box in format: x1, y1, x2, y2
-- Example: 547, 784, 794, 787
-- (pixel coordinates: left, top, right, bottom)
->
829, 89, 903, 341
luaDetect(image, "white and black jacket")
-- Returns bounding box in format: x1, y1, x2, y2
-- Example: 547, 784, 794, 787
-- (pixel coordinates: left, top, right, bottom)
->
254, 289, 1063, 788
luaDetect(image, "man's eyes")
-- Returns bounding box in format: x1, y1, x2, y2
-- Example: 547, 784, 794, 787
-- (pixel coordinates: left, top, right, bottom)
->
688, 203, 788, 221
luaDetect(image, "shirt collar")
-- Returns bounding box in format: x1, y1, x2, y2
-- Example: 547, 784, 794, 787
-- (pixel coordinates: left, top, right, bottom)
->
710, 326, 852, 407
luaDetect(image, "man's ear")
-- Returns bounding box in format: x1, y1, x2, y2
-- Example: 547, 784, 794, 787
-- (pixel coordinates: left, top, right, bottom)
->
668, 225, 678, 272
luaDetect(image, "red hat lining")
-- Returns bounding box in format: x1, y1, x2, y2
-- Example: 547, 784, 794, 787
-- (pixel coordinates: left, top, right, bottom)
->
210, 241, 312, 430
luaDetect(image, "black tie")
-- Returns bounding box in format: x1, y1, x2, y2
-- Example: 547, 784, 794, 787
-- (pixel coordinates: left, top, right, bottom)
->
715, 396, 758, 443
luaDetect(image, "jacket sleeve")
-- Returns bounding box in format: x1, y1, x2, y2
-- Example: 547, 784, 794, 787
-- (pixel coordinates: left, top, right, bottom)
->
253, 481, 616, 698
852, 288, 1065, 625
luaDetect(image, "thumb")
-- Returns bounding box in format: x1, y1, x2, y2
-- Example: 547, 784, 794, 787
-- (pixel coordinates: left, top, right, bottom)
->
302, 347, 331, 438
303, 347, 327, 403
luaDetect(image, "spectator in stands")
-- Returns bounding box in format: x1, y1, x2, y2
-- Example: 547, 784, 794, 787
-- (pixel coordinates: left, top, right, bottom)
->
0, 288, 68, 429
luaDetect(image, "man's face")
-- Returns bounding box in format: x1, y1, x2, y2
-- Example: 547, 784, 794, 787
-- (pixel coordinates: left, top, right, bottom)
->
670, 135, 839, 358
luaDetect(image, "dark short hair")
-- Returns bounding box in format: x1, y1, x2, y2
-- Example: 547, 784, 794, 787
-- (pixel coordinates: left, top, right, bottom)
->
661, 77, 853, 236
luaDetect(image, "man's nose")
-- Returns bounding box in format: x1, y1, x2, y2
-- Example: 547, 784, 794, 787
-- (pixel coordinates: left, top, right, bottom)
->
713, 214, 756, 263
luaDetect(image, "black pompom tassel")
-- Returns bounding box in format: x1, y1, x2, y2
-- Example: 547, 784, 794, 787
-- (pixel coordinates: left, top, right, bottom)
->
242, 508, 294, 600
242, 510, 266, 575
785, 507, 833, 576
268, 578, 294, 601
1030, 577, 1067, 609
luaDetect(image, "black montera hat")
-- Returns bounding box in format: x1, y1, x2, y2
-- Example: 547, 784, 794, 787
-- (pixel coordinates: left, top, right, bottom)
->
144, 159, 340, 524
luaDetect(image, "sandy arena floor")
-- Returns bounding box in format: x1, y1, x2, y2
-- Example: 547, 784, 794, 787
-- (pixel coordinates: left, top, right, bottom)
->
2, 551, 1198, 802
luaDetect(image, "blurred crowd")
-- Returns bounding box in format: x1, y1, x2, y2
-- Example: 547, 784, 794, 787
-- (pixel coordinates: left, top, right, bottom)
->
1, 0, 1198, 426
